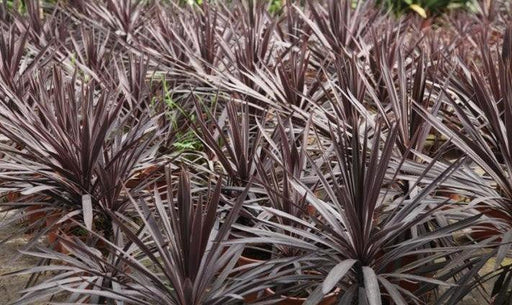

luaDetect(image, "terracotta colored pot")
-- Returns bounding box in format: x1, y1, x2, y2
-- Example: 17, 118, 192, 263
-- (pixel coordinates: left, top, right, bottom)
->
305, 204, 316, 216
470, 225, 501, 241
24, 205, 47, 228
378, 251, 425, 292
236, 248, 269, 303
6, 191, 20, 201
46, 213, 68, 253
47, 231, 71, 253
243, 290, 261, 304
469, 207, 511, 241
237, 254, 266, 267
236, 242, 273, 266
239, 255, 267, 303
26, 206, 45, 221
45, 213, 94, 254
125, 165, 160, 188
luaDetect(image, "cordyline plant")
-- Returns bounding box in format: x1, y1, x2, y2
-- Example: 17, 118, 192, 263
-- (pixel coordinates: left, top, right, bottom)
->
3, 0, 70, 50
2, 0, 512, 304
5, 169, 286, 305
256, 116, 312, 219
0, 24, 50, 100
0, 65, 163, 244
302, 0, 382, 58
67, 0, 149, 44
363, 33, 444, 157
193, 98, 265, 187
208, 0, 282, 115
237, 118, 483, 304
250, 116, 314, 258
414, 24, 512, 303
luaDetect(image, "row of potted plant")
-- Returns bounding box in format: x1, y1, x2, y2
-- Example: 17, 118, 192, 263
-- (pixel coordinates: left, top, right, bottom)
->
0, 0, 511, 304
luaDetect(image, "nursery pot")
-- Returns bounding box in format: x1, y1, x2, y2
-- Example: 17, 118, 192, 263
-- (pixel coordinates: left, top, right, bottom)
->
237, 254, 266, 267
24, 205, 47, 231
239, 254, 267, 303
7, 191, 20, 201
470, 207, 511, 241
45, 213, 94, 254
237, 243, 272, 267
46, 213, 68, 253
378, 249, 430, 293
237, 244, 272, 303
125, 165, 160, 188
305, 204, 316, 216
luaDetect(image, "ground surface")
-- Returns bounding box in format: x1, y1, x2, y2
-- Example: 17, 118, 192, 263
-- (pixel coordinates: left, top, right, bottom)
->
0, 214, 42, 305
0, 213, 502, 305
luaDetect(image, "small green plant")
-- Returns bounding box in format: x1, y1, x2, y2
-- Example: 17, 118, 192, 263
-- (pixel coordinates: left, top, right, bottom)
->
156, 78, 203, 153
4, 0, 26, 14
269, 0, 284, 14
